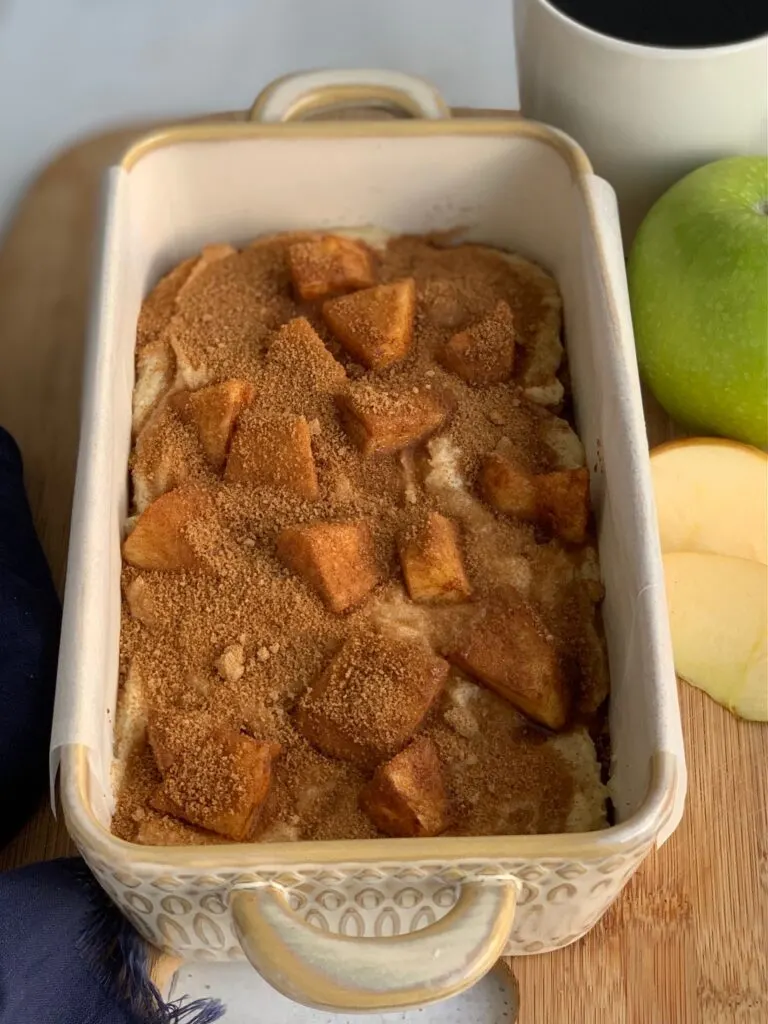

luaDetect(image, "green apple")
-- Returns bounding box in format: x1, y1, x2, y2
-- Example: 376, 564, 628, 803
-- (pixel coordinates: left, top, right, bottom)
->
629, 157, 768, 447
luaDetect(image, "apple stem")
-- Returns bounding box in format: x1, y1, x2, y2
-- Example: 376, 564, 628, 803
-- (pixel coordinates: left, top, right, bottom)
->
757, 199, 768, 215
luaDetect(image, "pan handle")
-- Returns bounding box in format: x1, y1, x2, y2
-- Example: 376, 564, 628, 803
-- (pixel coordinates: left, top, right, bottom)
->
230, 880, 517, 1013
248, 69, 451, 123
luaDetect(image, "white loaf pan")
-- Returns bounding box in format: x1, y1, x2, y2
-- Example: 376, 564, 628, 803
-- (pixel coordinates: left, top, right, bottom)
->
51, 70, 686, 1014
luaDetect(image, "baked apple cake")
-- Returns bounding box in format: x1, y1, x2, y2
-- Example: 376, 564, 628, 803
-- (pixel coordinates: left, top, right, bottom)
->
113, 230, 610, 846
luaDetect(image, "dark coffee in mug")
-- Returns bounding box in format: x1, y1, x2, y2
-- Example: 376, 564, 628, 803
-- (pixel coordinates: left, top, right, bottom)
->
548, 0, 768, 48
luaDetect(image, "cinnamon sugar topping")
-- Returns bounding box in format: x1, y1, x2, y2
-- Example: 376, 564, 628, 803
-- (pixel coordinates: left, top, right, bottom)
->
114, 230, 609, 846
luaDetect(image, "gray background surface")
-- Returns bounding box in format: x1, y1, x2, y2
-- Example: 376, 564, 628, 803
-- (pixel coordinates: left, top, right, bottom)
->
0, 0, 517, 234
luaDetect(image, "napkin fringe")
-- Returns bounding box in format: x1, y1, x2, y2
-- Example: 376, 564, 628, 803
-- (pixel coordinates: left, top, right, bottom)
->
74, 861, 225, 1024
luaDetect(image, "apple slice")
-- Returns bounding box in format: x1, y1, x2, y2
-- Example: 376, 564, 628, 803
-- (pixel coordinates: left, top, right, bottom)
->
663, 551, 767, 721
651, 438, 767, 565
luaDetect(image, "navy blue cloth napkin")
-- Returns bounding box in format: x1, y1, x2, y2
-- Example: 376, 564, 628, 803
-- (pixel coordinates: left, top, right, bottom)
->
0, 427, 60, 846
0, 858, 224, 1024
0, 426, 224, 1024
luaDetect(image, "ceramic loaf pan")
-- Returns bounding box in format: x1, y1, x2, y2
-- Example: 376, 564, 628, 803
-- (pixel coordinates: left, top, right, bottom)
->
51, 70, 687, 1013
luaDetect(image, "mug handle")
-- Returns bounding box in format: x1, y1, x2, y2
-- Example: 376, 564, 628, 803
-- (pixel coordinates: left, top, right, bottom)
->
248, 69, 451, 123
231, 881, 517, 1013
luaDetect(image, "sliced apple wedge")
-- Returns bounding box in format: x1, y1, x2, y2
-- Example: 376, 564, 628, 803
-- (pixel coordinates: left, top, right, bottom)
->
650, 438, 767, 565
663, 551, 767, 721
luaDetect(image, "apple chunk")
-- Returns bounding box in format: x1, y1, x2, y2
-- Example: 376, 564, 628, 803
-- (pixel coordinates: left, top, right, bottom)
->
663, 551, 767, 721
651, 438, 767, 565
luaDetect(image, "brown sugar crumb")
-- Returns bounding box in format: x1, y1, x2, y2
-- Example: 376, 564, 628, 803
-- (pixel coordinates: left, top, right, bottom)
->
134, 813, 231, 847
115, 229, 609, 848
147, 706, 221, 772
380, 238, 561, 371
136, 256, 199, 351
175, 244, 237, 301
170, 244, 298, 382
215, 642, 245, 683
258, 737, 375, 842
426, 680, 581, 836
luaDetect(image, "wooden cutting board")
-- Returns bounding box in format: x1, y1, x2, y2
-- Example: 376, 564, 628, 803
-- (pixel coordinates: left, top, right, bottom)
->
0, 109, 765, 1024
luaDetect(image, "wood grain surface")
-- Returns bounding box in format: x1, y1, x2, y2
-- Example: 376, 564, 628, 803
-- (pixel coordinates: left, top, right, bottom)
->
0, 110, 765, 1024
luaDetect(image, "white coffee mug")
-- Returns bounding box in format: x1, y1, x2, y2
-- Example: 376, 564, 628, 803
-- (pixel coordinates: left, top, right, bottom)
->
514, 0, 768, 243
